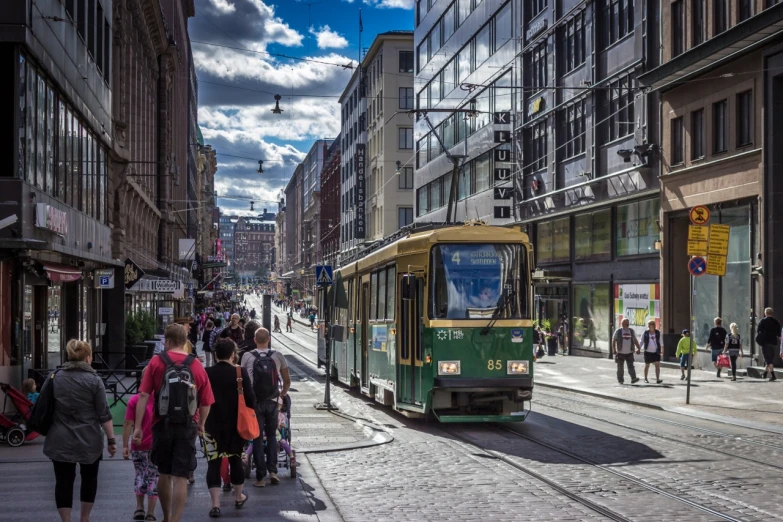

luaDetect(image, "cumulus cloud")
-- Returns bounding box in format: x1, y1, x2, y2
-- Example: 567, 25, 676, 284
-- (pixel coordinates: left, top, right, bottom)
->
363, 0, 415, 8
209, 0, 236, 14
309, 25, 350, 49
194, 0, 303, 47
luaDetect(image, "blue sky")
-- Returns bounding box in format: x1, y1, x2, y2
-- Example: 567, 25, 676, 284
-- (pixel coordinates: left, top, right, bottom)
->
189, 0, 414, 216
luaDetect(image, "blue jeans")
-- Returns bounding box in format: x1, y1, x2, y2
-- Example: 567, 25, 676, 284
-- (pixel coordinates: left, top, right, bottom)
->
253, 400, 278, 479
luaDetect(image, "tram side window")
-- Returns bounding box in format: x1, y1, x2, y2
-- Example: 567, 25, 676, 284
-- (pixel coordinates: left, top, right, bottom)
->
387, 266, 396, 321
348, 279, 354, 322
370, 272, 378, 321
377, 269, 387, 320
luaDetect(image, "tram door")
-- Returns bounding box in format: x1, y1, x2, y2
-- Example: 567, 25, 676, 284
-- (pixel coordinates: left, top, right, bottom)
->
360, 282, 369, 389
399, 276, 424, 406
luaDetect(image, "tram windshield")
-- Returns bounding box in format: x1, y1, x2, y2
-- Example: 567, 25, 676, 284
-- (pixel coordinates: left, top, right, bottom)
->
429, 243, 529, 320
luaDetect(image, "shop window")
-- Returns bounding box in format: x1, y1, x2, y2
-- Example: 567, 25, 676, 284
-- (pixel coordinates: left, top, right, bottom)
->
616, 198, 660, 256
573, 284, 610, 353
574, 209, 611, 260
613, 283, 660, 335
537, 217, 570, 264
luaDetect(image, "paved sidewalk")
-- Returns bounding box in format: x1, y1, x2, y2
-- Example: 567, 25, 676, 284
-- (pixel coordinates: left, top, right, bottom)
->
534, 353, 783, 431
0, 356, 381, 521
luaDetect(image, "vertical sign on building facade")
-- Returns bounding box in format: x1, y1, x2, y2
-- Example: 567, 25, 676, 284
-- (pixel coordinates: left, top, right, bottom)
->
354, 144, 366, 239
493, 117, 514, 219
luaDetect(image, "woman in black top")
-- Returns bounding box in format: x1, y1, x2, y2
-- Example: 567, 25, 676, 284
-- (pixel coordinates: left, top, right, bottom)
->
704, 317, 728, 378
723, 323, 744, 381
204, 339, 256, 517
202, 320, 215, 367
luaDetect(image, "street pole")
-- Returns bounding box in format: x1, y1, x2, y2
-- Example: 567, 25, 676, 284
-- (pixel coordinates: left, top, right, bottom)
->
686, 273, 694, 404
315, 276, 338, 411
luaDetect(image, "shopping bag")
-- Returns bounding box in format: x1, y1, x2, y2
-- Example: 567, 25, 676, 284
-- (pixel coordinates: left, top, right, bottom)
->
717, 353, 731, 369
236, 367, 260, 440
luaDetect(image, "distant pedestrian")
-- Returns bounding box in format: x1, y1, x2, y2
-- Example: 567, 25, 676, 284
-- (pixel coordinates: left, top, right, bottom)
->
210, 318, 225, 352
756, 307, 781, 381
675, 329, 697, 380
724, 323, 744, 382
705, 317, 728, 378
44, 339, 117, 522
203, 320, 215, 367
222, 314, 245, 345
308, 312, 316, 331
286, 314, 293, 333
641, 320, 663, 384
134, 324, 214, 522
204, 339, 255, 517
273, 315, 282, 333
612, 318, 641, 384
123, 376, 159, 522
238, 320, 261, 362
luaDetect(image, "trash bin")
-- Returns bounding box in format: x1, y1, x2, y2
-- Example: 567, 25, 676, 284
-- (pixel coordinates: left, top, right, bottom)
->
547, 337, 558, 356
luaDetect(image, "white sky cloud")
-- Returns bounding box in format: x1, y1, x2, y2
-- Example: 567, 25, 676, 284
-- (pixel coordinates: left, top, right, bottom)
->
365, 0, 415, 8
209, 0, 236, 14
309, 26, 350, 49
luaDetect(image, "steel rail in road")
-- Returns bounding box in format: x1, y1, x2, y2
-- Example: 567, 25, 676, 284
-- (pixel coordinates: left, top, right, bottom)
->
535, 389, 783, 452
496, 424, 745, 522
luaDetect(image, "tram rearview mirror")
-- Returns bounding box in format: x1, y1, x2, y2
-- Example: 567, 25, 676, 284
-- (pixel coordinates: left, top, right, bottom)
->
401, 274, 415, 300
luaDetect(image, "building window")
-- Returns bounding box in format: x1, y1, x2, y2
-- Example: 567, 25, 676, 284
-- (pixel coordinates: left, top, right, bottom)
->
399, 127, 413, 149
604, 0, 634, 48
671, 117, 684, 165
737, 90, 753, 146
417, 40, 428, 73
714, 0, 727, 34
691, 109, 704, 159
530, 42, 547, 93
399, 166, 414, 189
606, 74, 635, 141
529, 0, 547, 19
399, 87, 414, 109
417, 185, 429, 216
616, 198, 660, 256
561, 11, 585, 75
559, 98, 586, 159
713, 99, 727, 153
672, 0, 684, 57
494, 2, 512, 52
443, 4, 456, 43
537, 217, 570, 264
738, 0, 752, 21
474, 23, 490, 68
398, 207, 414, 228
574, 209, 611, 260
692, 0, 705, 46
530, 120, 547, 171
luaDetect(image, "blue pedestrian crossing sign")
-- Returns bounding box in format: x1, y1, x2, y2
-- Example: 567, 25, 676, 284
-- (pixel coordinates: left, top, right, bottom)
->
688, 256, 707, 277
316, 265, 333, 286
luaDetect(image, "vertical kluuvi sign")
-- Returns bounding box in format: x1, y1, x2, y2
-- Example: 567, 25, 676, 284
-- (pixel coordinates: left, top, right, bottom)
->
354, 143, 366, 239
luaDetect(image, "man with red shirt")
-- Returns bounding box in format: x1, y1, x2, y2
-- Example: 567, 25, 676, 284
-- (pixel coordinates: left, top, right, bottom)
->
133, 324, 214, 522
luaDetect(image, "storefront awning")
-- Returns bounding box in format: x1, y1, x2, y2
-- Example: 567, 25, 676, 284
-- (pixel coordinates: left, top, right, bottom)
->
43, 263, 83, 283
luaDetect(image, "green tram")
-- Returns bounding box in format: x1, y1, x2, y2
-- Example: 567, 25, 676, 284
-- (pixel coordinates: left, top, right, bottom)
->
324, 222, 534, 422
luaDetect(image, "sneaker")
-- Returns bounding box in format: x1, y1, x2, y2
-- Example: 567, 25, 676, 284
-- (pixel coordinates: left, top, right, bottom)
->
253, 479, 266, 487
222, 483, 233, 492
631, 377, 640, 384
656, 379, 663, 384
270, 472, 280, 485
681, 375, 686, 380
644, 379, 649, 383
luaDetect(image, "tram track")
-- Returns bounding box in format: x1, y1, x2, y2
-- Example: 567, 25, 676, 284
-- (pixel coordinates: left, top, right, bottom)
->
535, 390, 783, 453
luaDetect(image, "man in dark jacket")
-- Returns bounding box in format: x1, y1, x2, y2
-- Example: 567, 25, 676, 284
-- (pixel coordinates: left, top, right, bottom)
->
757, 307, 781, 381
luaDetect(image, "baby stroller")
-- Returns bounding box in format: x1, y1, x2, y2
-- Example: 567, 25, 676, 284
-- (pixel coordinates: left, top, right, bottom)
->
242, 395, 296, 478
0, 382, 39, 447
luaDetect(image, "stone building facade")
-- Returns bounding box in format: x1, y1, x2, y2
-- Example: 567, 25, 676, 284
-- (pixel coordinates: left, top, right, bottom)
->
320, 137, 341, 269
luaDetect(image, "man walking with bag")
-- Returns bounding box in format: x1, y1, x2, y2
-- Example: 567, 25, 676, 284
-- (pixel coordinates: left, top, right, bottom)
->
612, 318, 641, 385
241, 327, 291, 487
133, 324, 214, 522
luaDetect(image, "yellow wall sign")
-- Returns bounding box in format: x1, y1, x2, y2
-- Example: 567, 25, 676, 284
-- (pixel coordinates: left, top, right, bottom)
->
707, 224, 730, 256
687, 240, 708, 256
706, 255, 727, 276
688, 225, 709, 241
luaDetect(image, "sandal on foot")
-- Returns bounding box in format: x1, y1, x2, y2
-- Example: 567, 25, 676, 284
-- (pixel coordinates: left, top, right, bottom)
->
145, 516, 157, 521
133, 509, 146, 521
209, 507, 221, 518
235, 493, 249, 509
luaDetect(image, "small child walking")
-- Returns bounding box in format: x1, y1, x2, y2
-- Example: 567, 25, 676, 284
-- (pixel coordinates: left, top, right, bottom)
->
675, 329, 698, 380
123, 391, 159, 521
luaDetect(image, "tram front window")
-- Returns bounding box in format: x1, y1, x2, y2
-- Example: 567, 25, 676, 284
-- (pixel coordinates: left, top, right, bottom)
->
430, 244, 529, 319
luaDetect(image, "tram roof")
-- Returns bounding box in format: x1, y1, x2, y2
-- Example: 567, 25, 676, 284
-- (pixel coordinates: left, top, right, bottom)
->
337, 224, 530, 274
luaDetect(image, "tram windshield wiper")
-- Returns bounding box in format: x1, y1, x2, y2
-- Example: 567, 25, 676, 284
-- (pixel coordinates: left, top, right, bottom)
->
480, 290, 516, 336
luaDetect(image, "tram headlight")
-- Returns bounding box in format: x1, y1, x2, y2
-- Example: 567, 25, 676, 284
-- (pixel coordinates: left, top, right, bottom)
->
438, 361, 461, 375
507, 360, 529, 374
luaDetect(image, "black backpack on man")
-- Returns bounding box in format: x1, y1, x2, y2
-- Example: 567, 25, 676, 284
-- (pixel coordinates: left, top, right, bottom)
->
251, 350, 280, 402
156, 351, 198, 423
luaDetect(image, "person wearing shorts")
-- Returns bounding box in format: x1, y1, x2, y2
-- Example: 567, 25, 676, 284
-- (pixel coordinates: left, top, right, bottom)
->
675, 330, 696, 380
134, 324, 214, 522
640, 320, 663, 384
